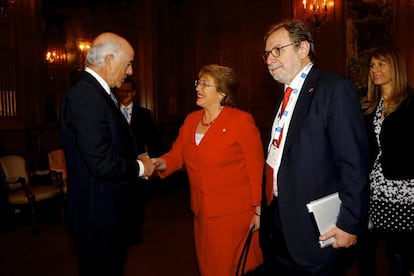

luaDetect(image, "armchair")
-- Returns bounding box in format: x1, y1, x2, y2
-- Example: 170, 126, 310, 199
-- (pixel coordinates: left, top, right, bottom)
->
0, 155, 62, 234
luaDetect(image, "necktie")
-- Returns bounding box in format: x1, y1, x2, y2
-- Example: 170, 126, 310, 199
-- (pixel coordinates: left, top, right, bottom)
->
266, 87, 294, 200
122, 106, 129, 120
273, 87, 293, 148
280, 87, 293, 117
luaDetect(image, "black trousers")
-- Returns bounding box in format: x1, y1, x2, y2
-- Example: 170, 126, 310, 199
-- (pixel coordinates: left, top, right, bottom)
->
75, 236, 127, 276
260, 197, 345, 276
123, 183, 146, 245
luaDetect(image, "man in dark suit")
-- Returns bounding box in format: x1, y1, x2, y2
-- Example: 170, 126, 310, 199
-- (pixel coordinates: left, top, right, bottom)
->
260, 19, 369, 275
60, 32, 155, 276
114, 77, 163, 244
115, 78, 162, 158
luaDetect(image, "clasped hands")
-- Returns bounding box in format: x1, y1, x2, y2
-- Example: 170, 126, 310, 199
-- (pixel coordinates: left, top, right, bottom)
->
137, 154, 167, 179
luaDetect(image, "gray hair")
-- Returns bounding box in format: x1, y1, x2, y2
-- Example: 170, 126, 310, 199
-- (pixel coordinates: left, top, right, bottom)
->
85, 38, 122, 67
264, 19, 315, 63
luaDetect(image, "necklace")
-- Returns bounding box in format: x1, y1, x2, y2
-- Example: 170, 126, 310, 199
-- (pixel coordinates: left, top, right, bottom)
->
200, 118, 215, 127
200, 106, 223, 127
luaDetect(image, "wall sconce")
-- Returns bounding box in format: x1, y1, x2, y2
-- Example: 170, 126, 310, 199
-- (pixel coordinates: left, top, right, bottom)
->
78, 41, 91, 54
302, 0, 333, 33
77, 40, 91, 70
45, 49, 67, 79
45, 49, 66, 64
45, 50, 67, 65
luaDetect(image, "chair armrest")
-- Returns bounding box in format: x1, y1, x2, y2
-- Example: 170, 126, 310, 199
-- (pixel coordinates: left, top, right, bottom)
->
34, 170, 50, 176
49, 170, 64, 191
5, 177, 22, 191
8, 177, 35, 203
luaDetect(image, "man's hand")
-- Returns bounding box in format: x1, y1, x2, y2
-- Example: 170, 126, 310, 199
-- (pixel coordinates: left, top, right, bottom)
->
320, 225, 357, 249
138, 154, 155, 179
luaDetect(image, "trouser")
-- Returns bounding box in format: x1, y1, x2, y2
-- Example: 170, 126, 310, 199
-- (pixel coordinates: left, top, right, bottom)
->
75, 237, 127, 276
260, 197, 339, 276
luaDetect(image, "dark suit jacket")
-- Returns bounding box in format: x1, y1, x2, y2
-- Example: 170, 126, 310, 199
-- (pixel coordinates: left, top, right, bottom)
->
364, 92, 414, 180
263, 67, 370, 266
129, 104, 163, 157
60, 71, 140, 254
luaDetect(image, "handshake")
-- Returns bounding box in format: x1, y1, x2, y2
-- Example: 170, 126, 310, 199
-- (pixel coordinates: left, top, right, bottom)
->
137, 154, 167, 179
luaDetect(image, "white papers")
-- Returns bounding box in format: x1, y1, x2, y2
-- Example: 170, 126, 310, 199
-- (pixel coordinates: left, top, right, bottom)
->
306, 192, 341, 248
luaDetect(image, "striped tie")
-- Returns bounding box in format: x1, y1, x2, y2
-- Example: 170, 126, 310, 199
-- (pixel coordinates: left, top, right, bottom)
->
122, 106, 129, 120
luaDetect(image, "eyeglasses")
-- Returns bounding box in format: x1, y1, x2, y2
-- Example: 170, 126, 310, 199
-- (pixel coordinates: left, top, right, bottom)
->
262, 41, 297, 61
195, 80, 216, 88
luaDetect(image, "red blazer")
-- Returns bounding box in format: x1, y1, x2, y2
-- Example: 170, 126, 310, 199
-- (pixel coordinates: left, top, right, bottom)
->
160, 106, 264, 217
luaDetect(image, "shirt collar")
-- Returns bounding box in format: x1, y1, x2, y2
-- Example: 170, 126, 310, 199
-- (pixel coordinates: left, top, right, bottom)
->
286, 62, 313, 91
120, 102, 133, 109
85, 67, 111, 95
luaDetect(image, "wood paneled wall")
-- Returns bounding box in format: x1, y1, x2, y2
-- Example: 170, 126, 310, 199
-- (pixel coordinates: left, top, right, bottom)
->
152, 0, 292, 142
0, 0, 413, 169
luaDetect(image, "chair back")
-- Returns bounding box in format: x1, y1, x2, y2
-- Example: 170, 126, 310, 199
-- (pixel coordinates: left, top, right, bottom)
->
48, 149, 67, 180
0, 155, 30, 187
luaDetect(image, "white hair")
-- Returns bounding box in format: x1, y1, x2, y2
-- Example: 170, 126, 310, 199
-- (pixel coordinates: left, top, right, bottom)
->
85, 38, 122, 67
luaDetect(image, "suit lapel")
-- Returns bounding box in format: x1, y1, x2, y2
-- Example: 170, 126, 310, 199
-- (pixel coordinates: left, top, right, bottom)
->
197, 107, 230, 145
82, 71, 120, 112
283, 67, 320, 153
130, 105, 137, 126
83, 71, 135, 143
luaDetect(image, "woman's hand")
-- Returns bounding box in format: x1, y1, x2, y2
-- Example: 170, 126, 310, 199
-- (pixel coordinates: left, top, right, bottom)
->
250, 206, 261, 231
151, 157, 166, 171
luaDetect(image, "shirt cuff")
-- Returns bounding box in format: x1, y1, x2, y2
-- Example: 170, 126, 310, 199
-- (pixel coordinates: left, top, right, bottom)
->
137, 160, 144, 177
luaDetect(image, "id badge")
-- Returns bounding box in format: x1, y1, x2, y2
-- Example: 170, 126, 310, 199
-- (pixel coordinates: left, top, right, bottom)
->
266, 145, 278, 169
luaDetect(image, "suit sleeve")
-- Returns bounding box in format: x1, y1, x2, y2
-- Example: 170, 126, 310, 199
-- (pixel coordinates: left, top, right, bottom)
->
157, 117, 189, 178
63, 85, 137, 179
327, 79, 369, 234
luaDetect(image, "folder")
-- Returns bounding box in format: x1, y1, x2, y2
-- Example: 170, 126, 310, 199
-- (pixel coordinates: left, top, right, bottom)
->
306, 192, 341, 248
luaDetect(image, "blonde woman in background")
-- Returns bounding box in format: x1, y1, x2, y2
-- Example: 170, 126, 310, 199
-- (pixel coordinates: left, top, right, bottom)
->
358, 47, 414, 276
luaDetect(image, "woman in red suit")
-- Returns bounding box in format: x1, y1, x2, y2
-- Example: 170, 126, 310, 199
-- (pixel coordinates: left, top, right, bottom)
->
152, 64, 264, 275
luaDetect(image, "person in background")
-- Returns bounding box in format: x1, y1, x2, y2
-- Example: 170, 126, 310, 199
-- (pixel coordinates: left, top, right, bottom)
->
114, 77, 163, 244
357, 47, 414, 276
260, 19, 369, 275
60, 32, 155, 276
115, 77, 163, 158
152, 64, 264, 275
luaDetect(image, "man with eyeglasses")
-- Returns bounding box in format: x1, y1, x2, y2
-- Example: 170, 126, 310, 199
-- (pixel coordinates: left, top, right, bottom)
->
259, 19, 369, 275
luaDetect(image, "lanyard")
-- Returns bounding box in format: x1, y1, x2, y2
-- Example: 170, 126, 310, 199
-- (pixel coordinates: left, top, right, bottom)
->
268, 63, 313, 153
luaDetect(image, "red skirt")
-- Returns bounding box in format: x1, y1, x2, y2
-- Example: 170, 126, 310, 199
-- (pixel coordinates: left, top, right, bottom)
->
193, 199, 263, 276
